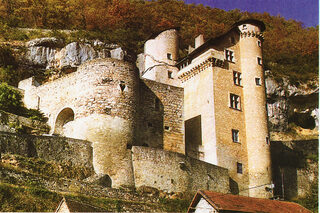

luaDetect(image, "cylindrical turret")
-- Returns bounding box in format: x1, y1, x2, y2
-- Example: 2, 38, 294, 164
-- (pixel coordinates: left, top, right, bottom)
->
142, 29, 180, 86
238, 20, 272, 198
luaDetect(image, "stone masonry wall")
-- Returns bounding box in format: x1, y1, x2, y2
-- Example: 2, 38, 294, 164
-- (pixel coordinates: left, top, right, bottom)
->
138, 79, 184, 154
0, 131, 93, 169
132, 146, 229, 193
271, 140, 318, 199
19, 58, 139, 135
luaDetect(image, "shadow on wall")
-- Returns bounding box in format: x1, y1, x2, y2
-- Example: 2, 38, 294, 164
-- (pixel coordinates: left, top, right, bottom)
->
270, 141, 315, 200
54, 108, 75, 135
136, 81, 164, 149
229, 178, 240, 195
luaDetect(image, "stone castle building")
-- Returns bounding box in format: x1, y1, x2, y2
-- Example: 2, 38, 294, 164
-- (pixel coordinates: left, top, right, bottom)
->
18, 19, 272, 198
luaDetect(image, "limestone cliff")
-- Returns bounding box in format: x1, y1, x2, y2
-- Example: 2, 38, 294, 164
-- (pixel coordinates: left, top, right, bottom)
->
265, 71, 318, 140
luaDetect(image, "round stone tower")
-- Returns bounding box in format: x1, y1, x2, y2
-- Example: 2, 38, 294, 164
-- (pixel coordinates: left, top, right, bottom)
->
238, 20, 272, 198
142, 29, 180, 85
59, 58, 139, 188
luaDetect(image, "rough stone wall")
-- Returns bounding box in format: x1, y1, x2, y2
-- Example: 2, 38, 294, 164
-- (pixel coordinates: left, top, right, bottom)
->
138, 79, 184, 154
131, 146, 229, 193
0, 110, 49, 134
19, 58, 139, 131
0, 131, 93, 169
18, 58, 139, 188
271, 140, 318, 200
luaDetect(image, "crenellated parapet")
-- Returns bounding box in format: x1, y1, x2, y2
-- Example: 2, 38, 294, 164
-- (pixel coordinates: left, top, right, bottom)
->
240, 31, 264, 41
178, 57, 225, 82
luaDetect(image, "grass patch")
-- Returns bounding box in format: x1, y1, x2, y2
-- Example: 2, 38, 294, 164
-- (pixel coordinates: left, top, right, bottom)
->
0, 183, 61, 212
1, 154, 94, 180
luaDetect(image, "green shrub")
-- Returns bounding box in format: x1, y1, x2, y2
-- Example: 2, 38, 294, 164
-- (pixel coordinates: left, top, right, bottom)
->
0, 82, 23, 113
0, 83, 47, 122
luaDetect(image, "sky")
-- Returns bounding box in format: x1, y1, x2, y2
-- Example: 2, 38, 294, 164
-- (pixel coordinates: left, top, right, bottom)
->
183, 0, 319, 27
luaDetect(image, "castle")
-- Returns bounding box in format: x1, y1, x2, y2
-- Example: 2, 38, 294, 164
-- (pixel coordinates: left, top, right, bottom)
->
18, 19, 272, 198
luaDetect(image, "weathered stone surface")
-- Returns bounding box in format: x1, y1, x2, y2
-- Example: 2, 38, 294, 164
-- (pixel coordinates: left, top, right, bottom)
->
0, 131, 93, 169
24, 38, 130, 70
54, 42, 96, 68
265, 74, 319, 131
0, 110, 49, 134
110, 47, 126, 60
26, 37, 64, 48
132, 146, 229, 193
271, 140, 318, 199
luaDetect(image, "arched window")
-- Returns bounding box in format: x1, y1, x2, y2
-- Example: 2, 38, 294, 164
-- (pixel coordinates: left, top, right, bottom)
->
54, 108, 74, 135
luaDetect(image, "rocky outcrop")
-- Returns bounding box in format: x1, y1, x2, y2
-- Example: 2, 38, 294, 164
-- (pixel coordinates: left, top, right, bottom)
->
24, 38, 128, 69
265, 72, 319, 132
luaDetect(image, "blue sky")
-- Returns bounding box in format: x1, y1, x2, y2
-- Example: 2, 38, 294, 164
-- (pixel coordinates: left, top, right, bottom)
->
183, 0, 319, 27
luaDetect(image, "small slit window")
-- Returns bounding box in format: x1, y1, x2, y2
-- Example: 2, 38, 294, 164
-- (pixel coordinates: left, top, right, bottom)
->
233, 71, 242, 86
266, 137, 270, 145
257, 40, 262, 47
168, 71, 173, 79
167, 53, 172, 60
242, 24, 247, 30
232, 129, 239, 143
237, 162, 243, 174
255, 77, 261, 86
257, 57, 262, 65
119, 81, 126, 91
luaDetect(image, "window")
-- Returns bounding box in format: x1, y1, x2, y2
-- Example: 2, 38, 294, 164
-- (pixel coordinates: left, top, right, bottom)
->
119, 81, 126, 91
266, 137, 270, 145
237, 162, 243, 174
255, 77, 261, 86
233, 71, 242, 86
257, 57, 262, 65
242, 24, 247, 30
167, 53, 172, 60
168, 71, 173, 79
225, 50, 234, 62
232, 129, 239, 142
230, 94, 241, 110
257, 40, 262, 47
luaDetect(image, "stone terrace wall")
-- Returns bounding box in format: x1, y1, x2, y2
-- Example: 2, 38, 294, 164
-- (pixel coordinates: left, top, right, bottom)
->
0, 111, 49, 134
132, 146, 229, 193
138, 79, 184, 154
0, 131, 93, 169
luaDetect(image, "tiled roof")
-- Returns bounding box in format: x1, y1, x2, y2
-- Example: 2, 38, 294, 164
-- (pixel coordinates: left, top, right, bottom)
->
188, 190, 311, 213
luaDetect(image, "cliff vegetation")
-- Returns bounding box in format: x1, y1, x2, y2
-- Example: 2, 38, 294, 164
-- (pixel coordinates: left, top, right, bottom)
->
0, 0, 318, 84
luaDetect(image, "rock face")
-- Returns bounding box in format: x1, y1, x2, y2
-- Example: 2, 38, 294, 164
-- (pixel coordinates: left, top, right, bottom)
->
265, 72, 319, 132
24, 37, 127, 69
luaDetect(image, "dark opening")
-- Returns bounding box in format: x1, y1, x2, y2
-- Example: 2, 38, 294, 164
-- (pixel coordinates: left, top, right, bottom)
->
237, 162, 243, 174
154, 98, 160, 111
185, 115, 202, 159
96, 175, 112, 187
119, 81, 126, 92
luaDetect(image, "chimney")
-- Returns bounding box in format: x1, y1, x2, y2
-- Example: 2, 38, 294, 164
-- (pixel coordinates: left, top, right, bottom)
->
195, 34, 204, 48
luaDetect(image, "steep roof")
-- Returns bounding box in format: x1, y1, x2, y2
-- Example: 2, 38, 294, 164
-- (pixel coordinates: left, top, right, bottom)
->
177, 19, 265, 66
188, 190, 311, 213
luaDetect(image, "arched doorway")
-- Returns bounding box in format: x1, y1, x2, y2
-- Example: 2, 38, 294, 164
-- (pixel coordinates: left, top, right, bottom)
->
54, 108, 74, 135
